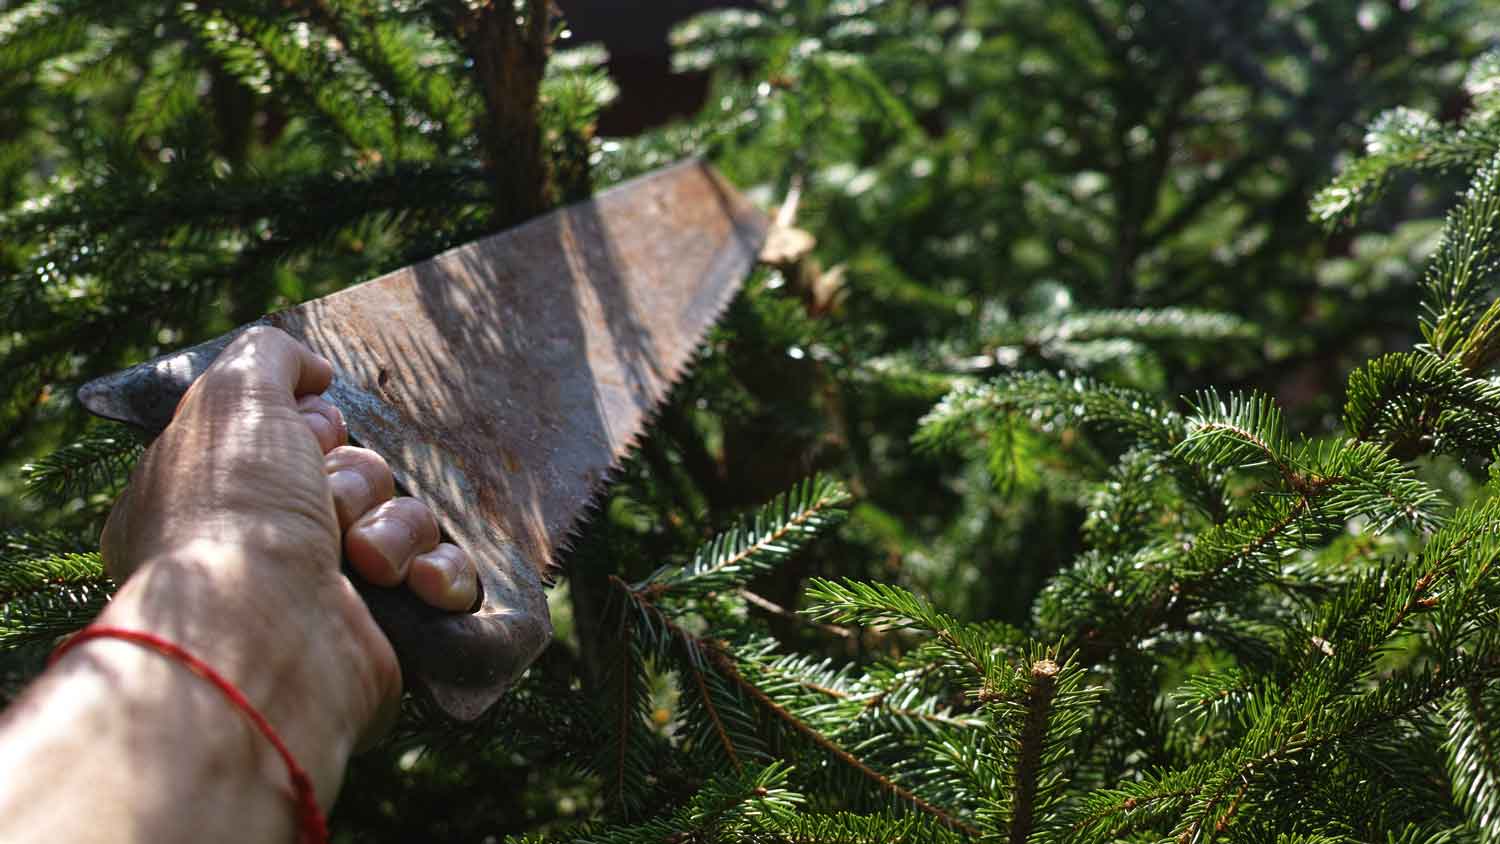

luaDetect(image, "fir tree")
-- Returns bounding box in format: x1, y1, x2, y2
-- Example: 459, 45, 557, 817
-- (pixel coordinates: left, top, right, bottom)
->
3, 1, 1499, 842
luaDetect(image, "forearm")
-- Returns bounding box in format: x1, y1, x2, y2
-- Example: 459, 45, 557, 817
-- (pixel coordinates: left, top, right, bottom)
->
0, 637, 306, 843
0, 544, 371, 844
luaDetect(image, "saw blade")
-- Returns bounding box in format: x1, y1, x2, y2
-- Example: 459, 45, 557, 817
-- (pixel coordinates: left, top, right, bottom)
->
277, 159, 765, 581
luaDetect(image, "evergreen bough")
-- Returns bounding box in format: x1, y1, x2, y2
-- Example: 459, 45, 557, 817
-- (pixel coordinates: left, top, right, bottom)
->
3, 1, 1500, 842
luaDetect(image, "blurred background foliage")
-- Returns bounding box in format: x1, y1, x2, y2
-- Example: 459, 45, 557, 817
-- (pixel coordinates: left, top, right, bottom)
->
5, 0, 1500, 840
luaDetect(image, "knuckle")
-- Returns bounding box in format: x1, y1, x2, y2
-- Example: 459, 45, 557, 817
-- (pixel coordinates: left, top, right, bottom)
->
207, 325, 301, 385
238, 324, 290, 346
199, 356, 255, 389
218, 326, 287, 366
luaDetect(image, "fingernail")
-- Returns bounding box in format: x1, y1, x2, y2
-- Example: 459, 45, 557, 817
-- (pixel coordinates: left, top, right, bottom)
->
435, 554, 478, 609
415, 551, 478, 611
360, 518, 413, 577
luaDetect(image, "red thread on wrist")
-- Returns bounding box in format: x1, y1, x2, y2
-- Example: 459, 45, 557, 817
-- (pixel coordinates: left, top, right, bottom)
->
50, 626, 329, 844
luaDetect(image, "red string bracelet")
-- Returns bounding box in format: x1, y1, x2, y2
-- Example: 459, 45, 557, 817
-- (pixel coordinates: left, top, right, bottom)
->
50, 626, 329, 844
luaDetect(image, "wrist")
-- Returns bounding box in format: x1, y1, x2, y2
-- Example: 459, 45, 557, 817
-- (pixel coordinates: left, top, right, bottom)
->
5, 638, 305, 843
96, 539, 399, 802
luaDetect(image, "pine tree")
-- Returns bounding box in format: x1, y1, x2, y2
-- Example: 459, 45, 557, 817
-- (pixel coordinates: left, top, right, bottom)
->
3, 1, 1498, 841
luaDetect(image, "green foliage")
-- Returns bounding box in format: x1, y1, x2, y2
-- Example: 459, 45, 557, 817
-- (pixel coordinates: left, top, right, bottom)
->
19, 424, 141, 505
6, 1, 1500, 842
1313, 48, 1500, 227
0, 532, 111, 650
1344, 351, 1500, 459
1446, 683, 1500, 841
639, 475, 851, 597
1421, 153, 1500, 369
0, 0, 568, 535
807, 581, 1094, 839
535, 762, 806, 844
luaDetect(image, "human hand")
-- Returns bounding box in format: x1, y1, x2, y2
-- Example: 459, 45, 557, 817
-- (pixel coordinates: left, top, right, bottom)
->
101, 325, 479, 608
95, 325, 476, 795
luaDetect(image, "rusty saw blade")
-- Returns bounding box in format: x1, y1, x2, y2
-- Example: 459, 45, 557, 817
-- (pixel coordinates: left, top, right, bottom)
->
78, 160, 769, 720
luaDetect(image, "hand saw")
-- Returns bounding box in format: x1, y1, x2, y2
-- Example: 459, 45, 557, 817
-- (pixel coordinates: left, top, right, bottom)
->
77, 160, 769, 721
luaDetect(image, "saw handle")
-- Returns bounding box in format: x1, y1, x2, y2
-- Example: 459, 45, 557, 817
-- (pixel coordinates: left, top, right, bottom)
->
76, 330, 548, 721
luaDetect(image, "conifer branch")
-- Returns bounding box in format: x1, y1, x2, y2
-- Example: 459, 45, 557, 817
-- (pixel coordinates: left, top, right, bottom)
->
20, 425, 142, 504
999, 308, 1256, 351
804, 579, 1005, 679
606, 600, 647, 812
687, 656, 742, 773
1447, 681, 1500, 841
1066, 783, 1201, 841
285, 0, 465, 150
0, 551, 104, 606
644, 476, 850, 598
1427, 153, 1500, 368
1119, 496, 1312, 651
738, 588, 857, 639
614, 576, 979, 836
1213, 779, 1249, 835
614, 637, 632, 808
919, 373, 1186, 457
709, 646, 980, 837
1176, 656, 1500, 840
751, 659, 977, 730
550, 763, 804, 843
1175, 390, 1293, 482
1008, 658, 1059, 844
919, 372, 1227, 519
745, 809, 969, 843
1311, 45, 1500, 226
0, 547, 111, 648
185, 6, 388, 151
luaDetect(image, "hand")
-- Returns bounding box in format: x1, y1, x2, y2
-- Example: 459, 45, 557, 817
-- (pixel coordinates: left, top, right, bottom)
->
101, 325, 478, 611
95, 326, 477, 789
